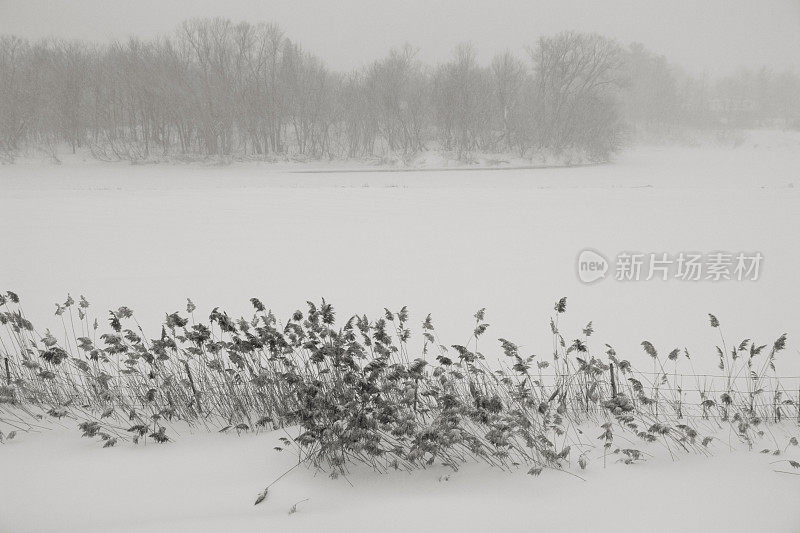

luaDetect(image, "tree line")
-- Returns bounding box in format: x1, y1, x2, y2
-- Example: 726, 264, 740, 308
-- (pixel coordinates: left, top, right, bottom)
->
1, 19, 798, 163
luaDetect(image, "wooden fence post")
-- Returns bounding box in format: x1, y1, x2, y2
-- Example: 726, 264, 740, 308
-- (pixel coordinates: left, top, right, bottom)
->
609, 363, 617, 397
183, 360, 202, 415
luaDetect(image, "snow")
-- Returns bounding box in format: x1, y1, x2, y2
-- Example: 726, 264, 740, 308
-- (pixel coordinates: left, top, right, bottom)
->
0, 423, 798, 533
1, 130, 800, 531
2, 133, 799, 375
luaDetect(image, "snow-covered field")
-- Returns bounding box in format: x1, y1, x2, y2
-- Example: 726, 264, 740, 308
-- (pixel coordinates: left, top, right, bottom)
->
2, 131, 800, 531
0, 423, 798, 533
2, 132, 800, 374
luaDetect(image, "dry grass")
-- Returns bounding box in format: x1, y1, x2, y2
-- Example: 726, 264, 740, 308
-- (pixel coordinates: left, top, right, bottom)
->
0, 291, 797, 487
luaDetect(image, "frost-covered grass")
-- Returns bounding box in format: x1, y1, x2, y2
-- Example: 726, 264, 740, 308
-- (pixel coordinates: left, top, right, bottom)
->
1, 292, 797, 481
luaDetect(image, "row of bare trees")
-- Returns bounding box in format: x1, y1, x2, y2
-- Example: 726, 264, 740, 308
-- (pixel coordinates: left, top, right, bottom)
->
1, 19, 798, 163
621, 43, 800, 135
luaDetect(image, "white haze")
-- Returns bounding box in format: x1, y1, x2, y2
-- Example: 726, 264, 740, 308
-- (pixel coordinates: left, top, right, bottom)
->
1, 0, 799, 75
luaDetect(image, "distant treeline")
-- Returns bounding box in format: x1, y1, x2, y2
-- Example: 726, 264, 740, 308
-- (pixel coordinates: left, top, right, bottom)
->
0, 19, 798, 162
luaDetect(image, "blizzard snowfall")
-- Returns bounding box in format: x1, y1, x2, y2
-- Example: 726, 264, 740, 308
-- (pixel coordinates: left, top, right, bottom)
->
1, 132, 800, 532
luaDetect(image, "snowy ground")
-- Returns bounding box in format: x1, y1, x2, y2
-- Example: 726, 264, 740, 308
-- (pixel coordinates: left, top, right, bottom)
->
0, 422, 798, 533
2, 130, 800, 531
2, 131, 799, 375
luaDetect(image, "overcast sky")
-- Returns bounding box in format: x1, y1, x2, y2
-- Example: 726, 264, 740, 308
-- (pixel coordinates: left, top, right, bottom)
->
1, 0, 798, 75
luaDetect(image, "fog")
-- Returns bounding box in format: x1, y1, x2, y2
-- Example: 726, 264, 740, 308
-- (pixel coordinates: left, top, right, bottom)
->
1, 0, 798, 75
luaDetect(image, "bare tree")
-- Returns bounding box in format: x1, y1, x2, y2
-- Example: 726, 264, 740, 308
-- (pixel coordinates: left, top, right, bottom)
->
0, 36, 34, 156
528, 32, 625, 159
365, 45, 428, 156
491, 51, 528, 152
432, 43, 493, 158
621, 43, 679, 137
